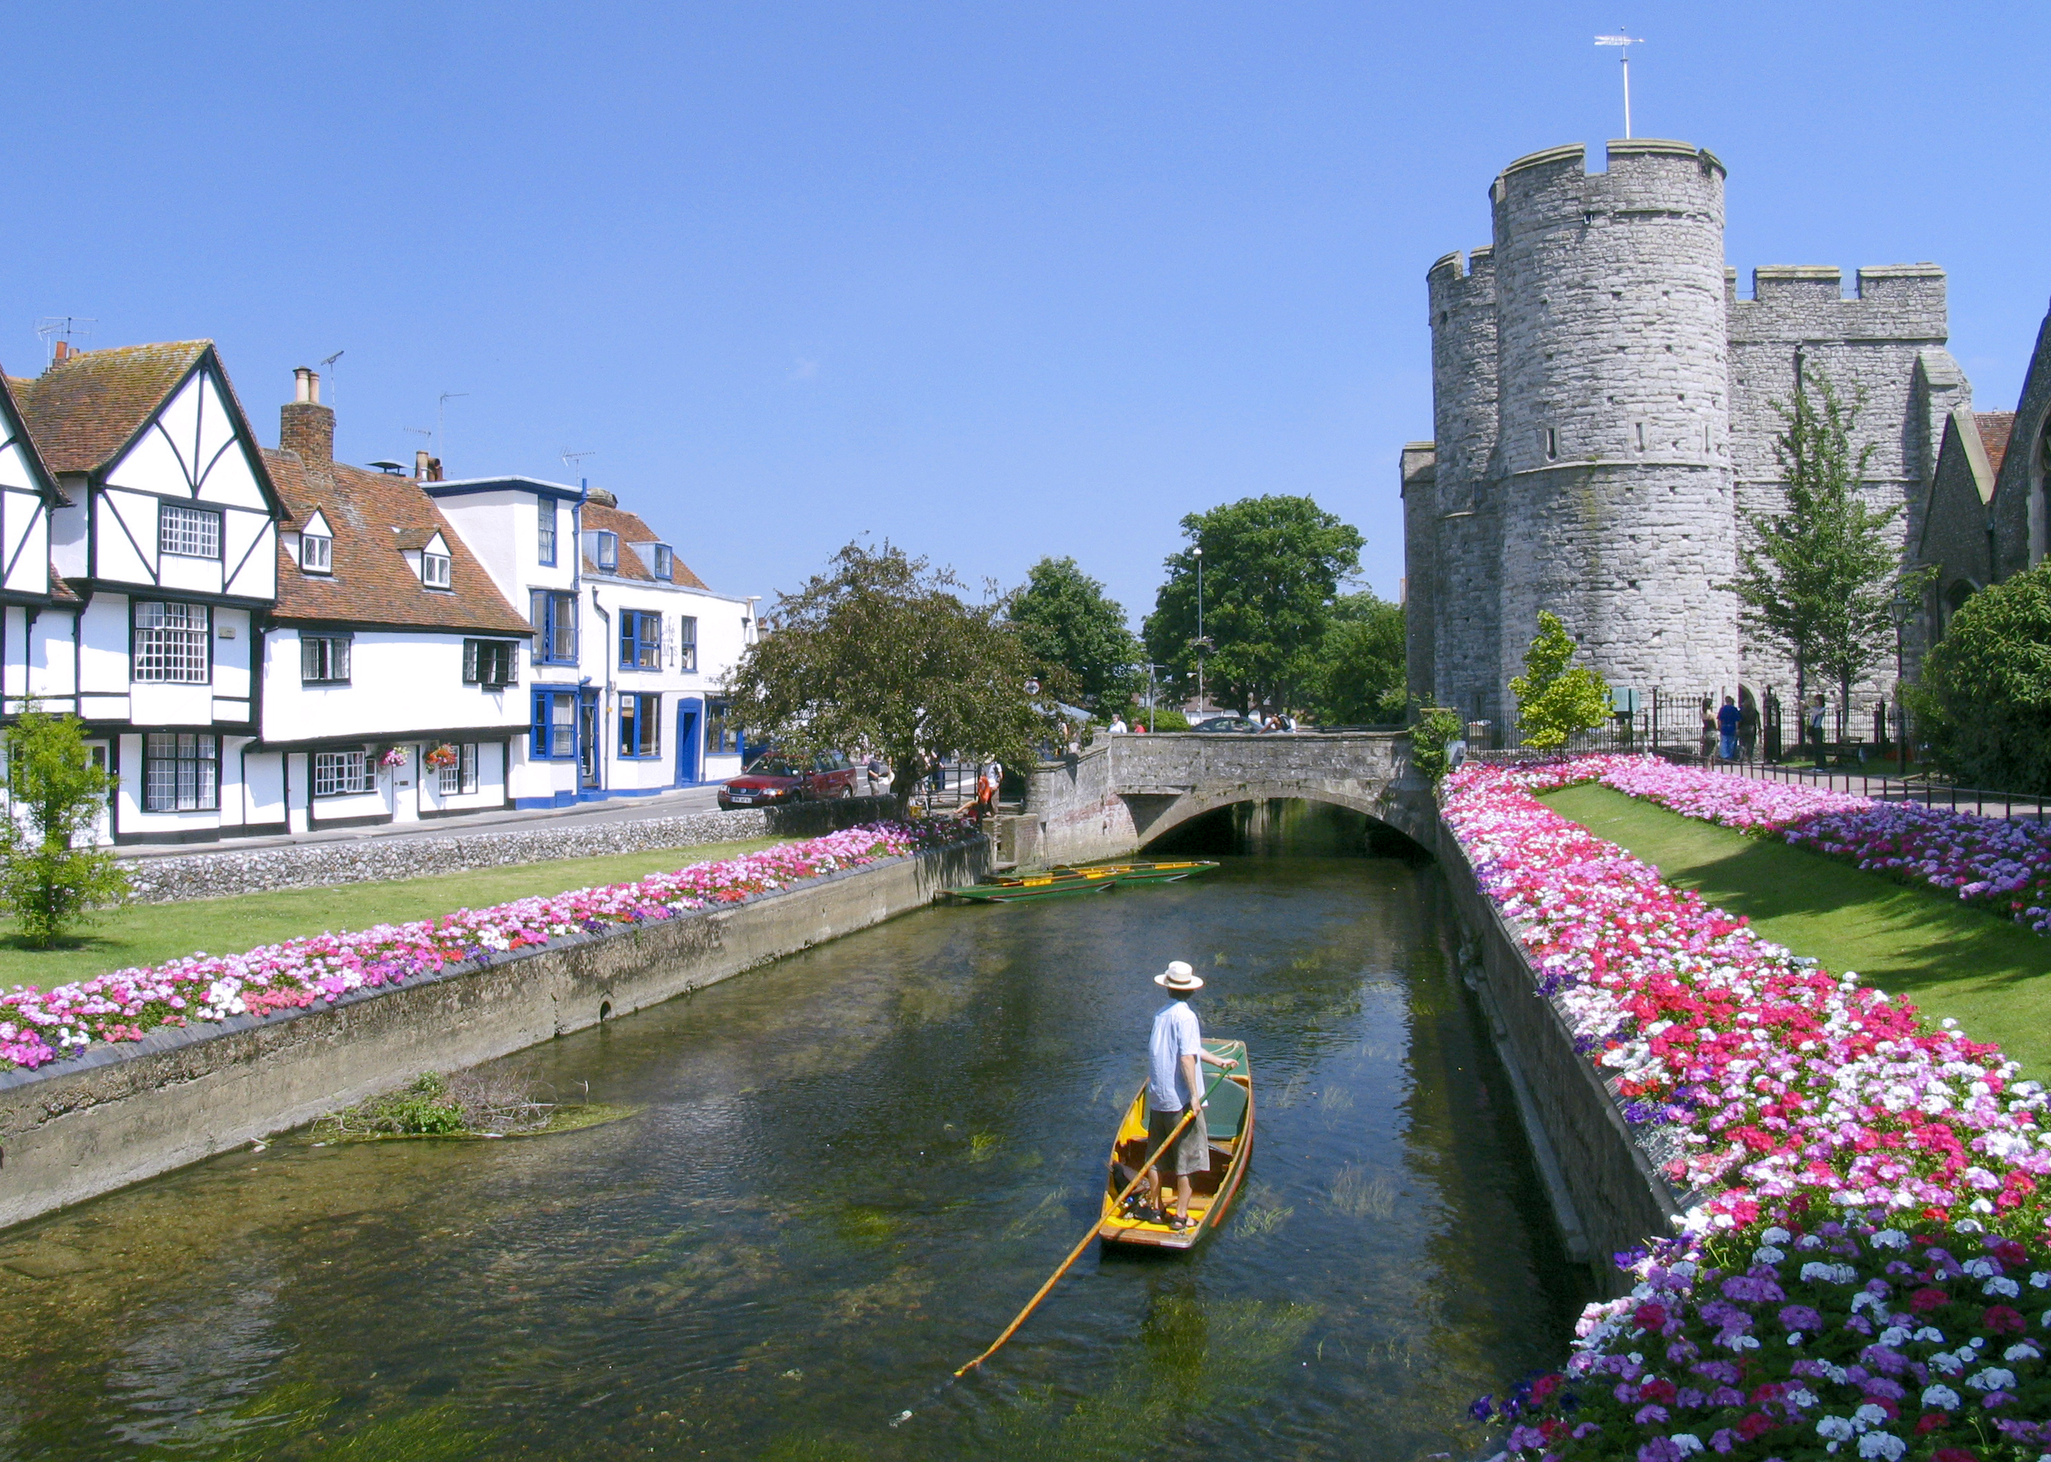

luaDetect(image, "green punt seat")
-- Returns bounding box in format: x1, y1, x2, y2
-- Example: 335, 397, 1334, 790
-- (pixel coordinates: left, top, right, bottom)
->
1200, 1041, 1249, 1141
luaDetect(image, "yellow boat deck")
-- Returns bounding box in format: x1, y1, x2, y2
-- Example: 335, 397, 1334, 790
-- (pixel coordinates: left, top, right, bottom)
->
1096, 1039, 1252, 1251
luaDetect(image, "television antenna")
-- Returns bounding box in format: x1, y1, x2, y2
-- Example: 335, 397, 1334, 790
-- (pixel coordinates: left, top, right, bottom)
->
319, 350, 343, 407
1594, 32, 1645, 139
34, 316, 96, 364
560, 447, 597, 479
436, 391, 468, 467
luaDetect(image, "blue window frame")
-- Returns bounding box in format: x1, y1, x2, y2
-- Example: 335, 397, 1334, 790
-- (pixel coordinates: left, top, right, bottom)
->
653, 545, 674, 581
619, 608, 661, 670
530, 688, 578, 759
529, 590, 578, 665
619, 693, 661, 758
537, 498, 557, 566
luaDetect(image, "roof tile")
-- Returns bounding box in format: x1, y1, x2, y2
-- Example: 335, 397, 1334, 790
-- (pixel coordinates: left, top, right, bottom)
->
8, 342, 212, 474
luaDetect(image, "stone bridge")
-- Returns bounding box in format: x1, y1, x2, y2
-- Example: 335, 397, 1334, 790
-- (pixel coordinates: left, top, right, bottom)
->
996, 731, 1433, 868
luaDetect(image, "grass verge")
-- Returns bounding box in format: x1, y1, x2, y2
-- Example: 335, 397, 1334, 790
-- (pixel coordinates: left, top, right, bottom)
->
0, 836, 791, 991
1540, 783, 2051, 1081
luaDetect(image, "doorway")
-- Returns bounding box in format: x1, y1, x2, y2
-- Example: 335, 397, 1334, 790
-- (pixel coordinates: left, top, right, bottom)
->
676, 697, 701, 786
578, 688, 600, 790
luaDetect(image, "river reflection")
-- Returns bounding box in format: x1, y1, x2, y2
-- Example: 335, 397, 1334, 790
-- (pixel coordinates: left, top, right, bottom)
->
0, 805, 1588, 1460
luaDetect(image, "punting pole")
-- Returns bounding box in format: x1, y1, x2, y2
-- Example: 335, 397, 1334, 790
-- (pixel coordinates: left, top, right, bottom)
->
952, 1067, 1231, 1378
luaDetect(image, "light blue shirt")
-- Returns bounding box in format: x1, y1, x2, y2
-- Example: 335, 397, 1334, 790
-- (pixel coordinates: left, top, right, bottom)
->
1148, 999, 1202, 1112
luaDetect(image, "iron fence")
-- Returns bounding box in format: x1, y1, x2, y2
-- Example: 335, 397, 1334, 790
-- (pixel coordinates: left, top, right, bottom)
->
1699, 759, 2051, 826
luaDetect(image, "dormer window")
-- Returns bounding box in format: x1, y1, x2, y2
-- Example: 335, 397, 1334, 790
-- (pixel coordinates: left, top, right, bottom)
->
299, 511, 333, 574
653, 544, 674, 581
596, 531, 618, 571
420, 531, 453, 590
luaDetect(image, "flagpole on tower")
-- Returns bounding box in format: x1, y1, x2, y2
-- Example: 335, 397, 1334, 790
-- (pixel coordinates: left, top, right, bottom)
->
1594, 32, 1644, 139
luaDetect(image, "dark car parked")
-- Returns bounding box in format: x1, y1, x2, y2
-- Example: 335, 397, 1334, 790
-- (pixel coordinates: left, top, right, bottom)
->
717, 750, 858, 809
1190, 715, 1262, 733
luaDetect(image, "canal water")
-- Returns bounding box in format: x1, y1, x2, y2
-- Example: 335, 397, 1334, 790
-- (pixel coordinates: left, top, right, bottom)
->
0, 803, 1587, 1461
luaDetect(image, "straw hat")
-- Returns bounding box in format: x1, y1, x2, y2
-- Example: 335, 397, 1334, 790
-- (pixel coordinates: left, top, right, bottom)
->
1153, 960, 1203, 991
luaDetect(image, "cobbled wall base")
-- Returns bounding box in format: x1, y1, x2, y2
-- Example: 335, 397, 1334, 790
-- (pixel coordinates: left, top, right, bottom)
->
119, 796, 906, 904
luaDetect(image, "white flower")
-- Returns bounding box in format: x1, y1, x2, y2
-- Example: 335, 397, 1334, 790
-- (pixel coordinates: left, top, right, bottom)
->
2031, 1271, 2051, 1289
1851, 1403, 1887, 1429
1913, 1326, 1946, 1343
1966, 1366, 2017, 1392
1858, 1435, 1906, 1461
1801, 1262, 1858, 1285
1928, 1351, 1964, 1376
1985, 1276, 2022, 1298
1671, 1436, 1704, 1457
1965, 1258, 1997, 1278
1869, 1228, 1908, 1250
1816, 1416, 1856, 1442
1878, 1326, 1910, 1347
1754, 1245, 1786, 1265
1762, 1226, 1793, 1244
1921, 1384, 1961, 1411
2004, 1341, 2041, 1362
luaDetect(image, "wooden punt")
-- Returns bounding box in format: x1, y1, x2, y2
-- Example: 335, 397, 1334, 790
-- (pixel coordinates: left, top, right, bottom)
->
945, 860, 1218, 903
1096, 1038, 1253, 1251
944, 866, 1121, 903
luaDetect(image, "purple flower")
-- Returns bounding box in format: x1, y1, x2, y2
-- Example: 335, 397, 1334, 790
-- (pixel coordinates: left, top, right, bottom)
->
1777, 1305, 1824, 1333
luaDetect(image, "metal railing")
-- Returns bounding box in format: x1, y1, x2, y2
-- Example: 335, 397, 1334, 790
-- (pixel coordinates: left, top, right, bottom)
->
1700, 758, 2051, 826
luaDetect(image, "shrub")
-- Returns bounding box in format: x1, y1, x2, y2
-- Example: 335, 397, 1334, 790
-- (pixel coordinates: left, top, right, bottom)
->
0, 706, 128, 947
1142, 708, 1190, 732
1510, 612, 1611, 751
1910, 565, 2051, 794
1410, 706, 1465, 782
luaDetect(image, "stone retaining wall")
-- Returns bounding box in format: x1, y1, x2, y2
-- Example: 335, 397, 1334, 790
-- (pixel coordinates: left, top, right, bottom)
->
119, 796, 905, 904
1433, 809, 1682, 1294
0, 836, 987, 1232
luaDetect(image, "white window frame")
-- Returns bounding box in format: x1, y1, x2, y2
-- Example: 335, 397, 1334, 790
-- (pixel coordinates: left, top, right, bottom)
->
159, 504, 222, 560
422, 551, 452, 589
133, 601, 211, 684
438, 742, 480, 796
596, 531, 618, 570
312, 749, 373, 798
653, 544, 674, 580
301, 533, 332, 573
463, 638, 520, 688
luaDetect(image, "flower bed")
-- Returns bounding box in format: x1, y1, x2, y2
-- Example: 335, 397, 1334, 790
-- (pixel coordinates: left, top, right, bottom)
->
0, 821, 972, 1073
1442, 762, 2051, 1460
1540, 755, 2051, 938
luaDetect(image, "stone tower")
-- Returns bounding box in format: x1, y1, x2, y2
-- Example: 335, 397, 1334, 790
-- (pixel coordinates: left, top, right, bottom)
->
1411, 139, 1741, 729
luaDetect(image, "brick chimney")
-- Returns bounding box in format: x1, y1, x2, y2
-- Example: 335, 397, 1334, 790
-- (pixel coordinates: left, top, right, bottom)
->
280, 366, 334, 465
50, 341, 71, 366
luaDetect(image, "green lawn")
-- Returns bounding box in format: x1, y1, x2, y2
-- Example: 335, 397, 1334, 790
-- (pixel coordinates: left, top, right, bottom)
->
0, 837, 791, 991
1540, 783, 2051, 1080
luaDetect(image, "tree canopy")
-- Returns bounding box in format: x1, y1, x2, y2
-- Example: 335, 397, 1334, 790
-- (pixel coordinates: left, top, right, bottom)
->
1907, 564, 2051, 793
724, 541, 1043, 798
0, 705, 128, 947
1725, 361, 1912, 718
1303, 592, 1406, 725
1510, 611, 1611, 750
1142, 495, 1364, 714
1005, 556, 1141, 711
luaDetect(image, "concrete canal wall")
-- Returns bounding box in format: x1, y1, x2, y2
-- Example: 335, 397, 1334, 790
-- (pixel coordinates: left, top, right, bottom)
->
0, 838, 988, 1233
1431, 811, 1683, 1294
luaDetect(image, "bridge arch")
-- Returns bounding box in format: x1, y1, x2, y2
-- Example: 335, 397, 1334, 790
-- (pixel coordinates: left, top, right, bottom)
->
1128, 781, 1405, 849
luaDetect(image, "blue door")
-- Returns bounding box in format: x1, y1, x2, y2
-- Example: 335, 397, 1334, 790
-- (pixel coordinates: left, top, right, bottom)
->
676, 698, 701, 785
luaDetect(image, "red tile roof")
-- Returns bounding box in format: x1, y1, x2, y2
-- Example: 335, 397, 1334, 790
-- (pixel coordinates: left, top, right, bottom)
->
265, 451, 532, 635
579, 500, 709, 589
1977, 412, 2016, 480
7, 342, 213, 475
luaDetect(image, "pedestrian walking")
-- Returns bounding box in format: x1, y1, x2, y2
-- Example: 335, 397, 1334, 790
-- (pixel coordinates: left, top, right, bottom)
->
1699, 700, 1716, 761
1808, 695, 1829, 769
1717, 696, 1741, 762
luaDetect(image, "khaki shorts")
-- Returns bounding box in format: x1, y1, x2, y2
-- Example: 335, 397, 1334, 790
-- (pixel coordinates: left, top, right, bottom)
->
1146, 1105, 1210, 1177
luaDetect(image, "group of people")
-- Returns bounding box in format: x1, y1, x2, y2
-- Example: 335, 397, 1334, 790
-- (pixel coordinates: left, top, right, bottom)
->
1699, 695, 1758, 762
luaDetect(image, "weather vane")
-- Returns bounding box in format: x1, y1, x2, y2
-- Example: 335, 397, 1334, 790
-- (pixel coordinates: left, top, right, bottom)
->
1594, 32, 1645, 139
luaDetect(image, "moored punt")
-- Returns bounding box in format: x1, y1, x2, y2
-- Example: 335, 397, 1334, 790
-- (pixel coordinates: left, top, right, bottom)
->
945, 866, 1120, 902
945, 860, 1218, 903
1096, 1038, 1252, 1251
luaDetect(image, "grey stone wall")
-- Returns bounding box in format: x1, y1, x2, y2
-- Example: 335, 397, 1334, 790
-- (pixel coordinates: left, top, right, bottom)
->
0, 837, 989, 1233
119, 797, 905, 904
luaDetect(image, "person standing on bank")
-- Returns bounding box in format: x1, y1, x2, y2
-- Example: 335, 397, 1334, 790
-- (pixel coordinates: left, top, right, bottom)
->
1142, 961, 1237, 1232
1717, 695, 1741, 762
1808, 694, 1829, 770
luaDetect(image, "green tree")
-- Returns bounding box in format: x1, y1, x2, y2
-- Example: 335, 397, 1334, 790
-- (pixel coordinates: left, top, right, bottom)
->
1906, 564, 2051, 793
1509, 612, 1611, 750
1408, 706, 1465, 782
726, 541, 1044, 799
1304, 592, 1405, 724
1142, 496, 1364, 714
1005, 557, 1141, 712
0, 705, 128, 947
1725, 362, 1911, 728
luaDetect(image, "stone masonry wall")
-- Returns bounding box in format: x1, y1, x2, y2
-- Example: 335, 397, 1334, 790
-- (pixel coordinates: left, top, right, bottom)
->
119, 797, 905, 904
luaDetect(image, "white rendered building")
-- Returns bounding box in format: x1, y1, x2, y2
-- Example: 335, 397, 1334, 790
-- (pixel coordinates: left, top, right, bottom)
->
425, 479, 756, 808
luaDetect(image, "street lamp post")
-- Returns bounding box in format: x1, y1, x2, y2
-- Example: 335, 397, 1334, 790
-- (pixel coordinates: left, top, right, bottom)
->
1889, 595, 1915, 777
1193, 545, 1205, 716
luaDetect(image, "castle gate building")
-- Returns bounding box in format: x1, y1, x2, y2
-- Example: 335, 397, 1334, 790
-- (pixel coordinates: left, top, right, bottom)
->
1403, 139, 1966, 733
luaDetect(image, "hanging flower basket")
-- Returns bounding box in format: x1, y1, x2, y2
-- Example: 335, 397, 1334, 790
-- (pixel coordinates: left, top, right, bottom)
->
423, 744, 460, 771
378, 746, 411, 770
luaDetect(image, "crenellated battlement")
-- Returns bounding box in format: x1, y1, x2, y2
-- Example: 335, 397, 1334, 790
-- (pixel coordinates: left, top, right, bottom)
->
1728, 263, 1946, 341
1489, 139, 1724, 221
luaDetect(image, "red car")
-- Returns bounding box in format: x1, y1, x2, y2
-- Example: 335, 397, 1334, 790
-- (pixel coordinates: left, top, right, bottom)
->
717, 750, 858, 809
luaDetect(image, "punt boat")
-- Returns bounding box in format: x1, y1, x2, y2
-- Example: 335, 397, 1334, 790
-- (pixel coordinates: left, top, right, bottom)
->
945, 860, 1219, 903
1096, 1038, 1253, 1251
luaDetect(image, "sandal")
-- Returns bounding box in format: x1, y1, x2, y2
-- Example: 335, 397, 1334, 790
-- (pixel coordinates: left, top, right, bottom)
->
1169, 1214, 1191, 1232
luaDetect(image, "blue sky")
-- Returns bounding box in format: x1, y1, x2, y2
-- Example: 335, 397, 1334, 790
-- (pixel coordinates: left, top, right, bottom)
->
8, 2, 2049, 624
